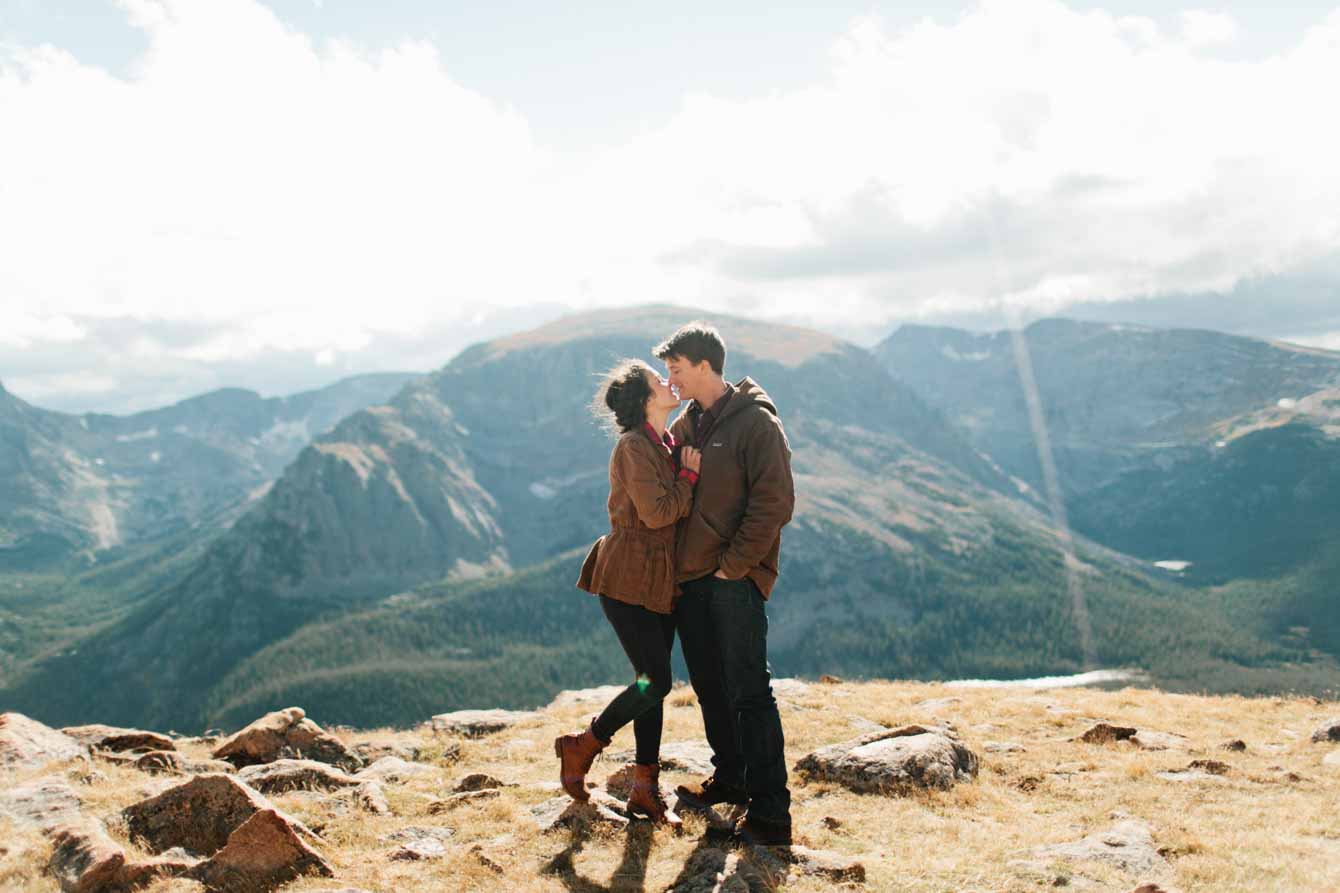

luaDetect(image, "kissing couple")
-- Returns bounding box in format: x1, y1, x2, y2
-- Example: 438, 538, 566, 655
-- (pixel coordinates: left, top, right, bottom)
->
554, 320, 795, 847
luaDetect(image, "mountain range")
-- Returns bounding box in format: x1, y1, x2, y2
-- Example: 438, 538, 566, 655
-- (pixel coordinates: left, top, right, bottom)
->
3, 308, 1338, 731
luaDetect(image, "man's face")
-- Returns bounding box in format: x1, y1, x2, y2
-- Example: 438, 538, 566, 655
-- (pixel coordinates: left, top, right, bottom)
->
664, 354, 711, 405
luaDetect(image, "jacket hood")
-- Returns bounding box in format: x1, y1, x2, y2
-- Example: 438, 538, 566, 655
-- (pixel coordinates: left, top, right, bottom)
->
719, 377, 777, 419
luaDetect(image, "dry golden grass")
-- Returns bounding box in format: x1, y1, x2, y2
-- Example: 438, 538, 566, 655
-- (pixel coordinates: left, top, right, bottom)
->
7, 680, 1340, 892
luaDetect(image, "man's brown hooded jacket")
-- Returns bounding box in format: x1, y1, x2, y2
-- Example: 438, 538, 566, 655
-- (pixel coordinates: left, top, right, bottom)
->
670, 377, 794, 598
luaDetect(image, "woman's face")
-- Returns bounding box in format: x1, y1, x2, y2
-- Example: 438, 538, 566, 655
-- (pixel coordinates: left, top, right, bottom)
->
644, 370, 682, 413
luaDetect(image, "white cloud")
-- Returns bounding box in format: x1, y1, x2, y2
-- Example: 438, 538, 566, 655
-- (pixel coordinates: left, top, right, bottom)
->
2, 0, 1340, 404
1180, 10, 1240, 49
0, 0, 550, 358
0, 312, 87, 348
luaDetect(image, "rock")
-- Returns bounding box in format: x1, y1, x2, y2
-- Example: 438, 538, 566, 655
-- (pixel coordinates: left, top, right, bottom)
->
1310, 718, 1340, 743
546, 685, 628, 710
1156, 768, 1227, 783
134, 750, 237, 776
531, 791, 629, 832
1076, 723, 1189, 751
1187, 759, 1230, 775
384, 825, 454, 859
0, 777, 83, 831
186, 808, 334, 890
353, 756, 435, 784
453, 773, 509, 792
353, 781, 390, 815
0, 712, 88, 771
914, 697, 962, 713
427, 790, 499, 813
794, 724, 979, 793
603, 741, 716, 776
389, 837, 448, 861
429, 708, 539, 738
352, 741, 422, 764
1077, 723, 1138, 744
748, 844, 867, 884
1222, 739, 1248, 752
239, 758, 360, 794
984, 741, 1027, 753
771, 678, 810, 699
122, 773, 318, 857
212, 707, 361, 771
47, 819, 194, 893
60, 724, 176, 754
1030, 819, 1170, 876
1321, 751, 1340, 770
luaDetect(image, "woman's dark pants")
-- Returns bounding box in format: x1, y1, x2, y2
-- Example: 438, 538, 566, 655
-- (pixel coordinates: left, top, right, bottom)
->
591, 595, 676, 765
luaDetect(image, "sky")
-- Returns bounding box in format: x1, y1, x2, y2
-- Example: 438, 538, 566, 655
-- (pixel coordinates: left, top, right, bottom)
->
2, 0, 1339, 413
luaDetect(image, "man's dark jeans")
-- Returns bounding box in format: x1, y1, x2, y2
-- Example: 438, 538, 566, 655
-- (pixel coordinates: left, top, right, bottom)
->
674, 573, 790, 823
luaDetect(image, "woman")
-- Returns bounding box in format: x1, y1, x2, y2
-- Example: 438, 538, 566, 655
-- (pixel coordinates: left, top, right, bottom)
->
554, 359, 701, 828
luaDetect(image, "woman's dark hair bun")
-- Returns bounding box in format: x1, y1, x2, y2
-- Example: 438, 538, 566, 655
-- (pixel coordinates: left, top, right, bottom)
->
592, 359, 654, 435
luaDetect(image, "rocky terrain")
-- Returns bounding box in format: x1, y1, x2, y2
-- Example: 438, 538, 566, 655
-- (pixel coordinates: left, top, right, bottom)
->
4, 678, 1339, 892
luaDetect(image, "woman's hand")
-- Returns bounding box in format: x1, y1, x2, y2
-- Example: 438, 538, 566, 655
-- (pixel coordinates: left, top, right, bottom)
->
681, 446, 702, 473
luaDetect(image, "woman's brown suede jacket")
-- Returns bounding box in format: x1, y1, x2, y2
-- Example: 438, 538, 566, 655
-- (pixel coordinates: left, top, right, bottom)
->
576, 423, 697, 614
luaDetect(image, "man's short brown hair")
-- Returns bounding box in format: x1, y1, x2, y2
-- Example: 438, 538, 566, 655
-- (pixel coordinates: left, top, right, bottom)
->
653, 321, 726, 375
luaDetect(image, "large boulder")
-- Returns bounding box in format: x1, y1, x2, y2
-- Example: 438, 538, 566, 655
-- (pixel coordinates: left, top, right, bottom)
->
122, 774, 318, 857
238, 759, 360, 794
0, 776, 84, 831
794, 724, 979, 793
48, 820, 195, 893
0, 712, 89, 772
211, 707, 360, 771
429, 708, 539, 738
60, 724, 176, 754
186, 808, 334, 891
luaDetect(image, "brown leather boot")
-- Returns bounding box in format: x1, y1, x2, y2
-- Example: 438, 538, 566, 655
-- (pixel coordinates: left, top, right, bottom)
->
554, 719, 608, 802
674, 773, 748, 808
625, 763, 682, 831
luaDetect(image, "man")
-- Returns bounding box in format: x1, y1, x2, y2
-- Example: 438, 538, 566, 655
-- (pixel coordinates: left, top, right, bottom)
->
654, 321, 795, 847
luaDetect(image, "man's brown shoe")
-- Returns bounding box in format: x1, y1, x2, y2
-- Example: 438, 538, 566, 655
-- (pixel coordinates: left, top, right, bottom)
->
626, 763, 683, 831
674, 773, 748, 808
553, 719, 608, 802
734, 812, 792, 847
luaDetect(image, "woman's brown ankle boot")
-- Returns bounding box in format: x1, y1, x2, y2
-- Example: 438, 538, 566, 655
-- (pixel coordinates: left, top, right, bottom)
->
554, 719, 608, 802
626, 763, 682, 830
